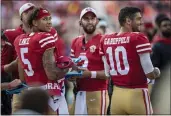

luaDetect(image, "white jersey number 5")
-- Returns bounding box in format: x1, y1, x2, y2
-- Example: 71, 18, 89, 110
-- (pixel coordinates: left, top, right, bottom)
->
20, 48, 34, 76
106, 46, 130, 76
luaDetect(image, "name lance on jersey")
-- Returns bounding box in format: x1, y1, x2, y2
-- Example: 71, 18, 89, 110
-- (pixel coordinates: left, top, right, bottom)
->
19, 38, 30, 45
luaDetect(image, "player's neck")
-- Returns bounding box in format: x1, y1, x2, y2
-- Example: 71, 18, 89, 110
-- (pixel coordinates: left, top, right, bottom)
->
118, 27, 132, 35
32, 27, 40, 33
84, 32, 96, 43
22, 24, 32, 34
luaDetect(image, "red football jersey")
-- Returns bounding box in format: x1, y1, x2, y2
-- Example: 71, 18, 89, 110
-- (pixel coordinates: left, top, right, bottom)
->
4, 25, 24, 46
50, 28, 66, 58
1, 42, 14, 66
14, 32, 63, 95
71, 34, 108, 91
100, 32, 152, 88
4, 25, 24, 79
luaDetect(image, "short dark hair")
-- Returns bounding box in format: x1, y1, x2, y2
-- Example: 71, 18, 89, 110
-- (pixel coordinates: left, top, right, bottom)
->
20, 88, 49, 114
118, 7, 141, 26
155, 14, 170, 27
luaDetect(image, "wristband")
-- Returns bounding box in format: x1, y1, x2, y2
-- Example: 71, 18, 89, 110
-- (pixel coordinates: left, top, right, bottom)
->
91, 71, 97, 78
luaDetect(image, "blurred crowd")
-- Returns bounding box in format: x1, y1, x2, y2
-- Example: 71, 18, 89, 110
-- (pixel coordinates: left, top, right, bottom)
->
1, 0, 171, 115
2, 1, 171, 45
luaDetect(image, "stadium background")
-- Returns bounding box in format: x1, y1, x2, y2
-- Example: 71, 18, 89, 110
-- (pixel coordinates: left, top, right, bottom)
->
2, 1, 171, 45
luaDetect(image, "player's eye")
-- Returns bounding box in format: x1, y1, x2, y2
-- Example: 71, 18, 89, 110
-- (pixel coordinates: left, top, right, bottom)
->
48, 16, 52, 20
83, 17, 89, 20
43, 18, 48, 21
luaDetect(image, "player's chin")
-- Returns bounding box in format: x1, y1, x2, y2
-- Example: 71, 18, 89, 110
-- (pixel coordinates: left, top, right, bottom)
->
45, 27, 52, 32
137, 26, 142, 32
86, 29, 95, 34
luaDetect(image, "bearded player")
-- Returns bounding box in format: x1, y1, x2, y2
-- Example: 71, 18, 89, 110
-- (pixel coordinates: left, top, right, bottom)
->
69, 7, 110, 115
100, 7, 160, 114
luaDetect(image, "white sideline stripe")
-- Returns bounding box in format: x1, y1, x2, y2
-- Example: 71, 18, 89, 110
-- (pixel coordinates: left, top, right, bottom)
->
137, 48, 151, 52
40, 39, 57, 48
70, 54, 74, 57
136, 43, 150, 48
100, 52, 104, 54
39, 36, 54, 43
71, 49, 74, 52
54, 33, 57, 37
102, 90, 105, 115
143, 89, 150, 114
80, 53, 86, 55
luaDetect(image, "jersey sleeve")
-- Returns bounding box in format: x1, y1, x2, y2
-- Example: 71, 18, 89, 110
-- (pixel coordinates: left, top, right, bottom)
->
14, 35, 22, 55
134, 33, 152, 54
55, 37, 66, 58
99, 35, 105, 56
36, 33, 56, 54
4, 29, 17, 45
50, 27, 58, 38
70, 38, 78, 58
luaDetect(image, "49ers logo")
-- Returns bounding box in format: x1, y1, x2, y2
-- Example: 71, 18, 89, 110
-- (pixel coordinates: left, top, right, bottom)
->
90, 45, 96, 53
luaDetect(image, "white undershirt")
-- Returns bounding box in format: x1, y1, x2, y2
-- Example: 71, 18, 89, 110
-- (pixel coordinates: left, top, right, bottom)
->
139, 53, 155, 84
139, 53, 154, 74
102, 56, 110, 77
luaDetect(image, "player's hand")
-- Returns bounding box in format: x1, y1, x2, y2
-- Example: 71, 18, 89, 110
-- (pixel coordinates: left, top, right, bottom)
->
67, 76, 78, 82
154, 67, 160, 78
9, 79, 22, 89
65, 70, 83, 80
77, 67, 88, 71
71, 64, 80, 72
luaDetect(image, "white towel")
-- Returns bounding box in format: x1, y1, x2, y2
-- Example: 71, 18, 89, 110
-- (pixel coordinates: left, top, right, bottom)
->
75, 91, 87, 115
48, 96, 60, 111
58, 96, 69, 115
49, 96, 69, 115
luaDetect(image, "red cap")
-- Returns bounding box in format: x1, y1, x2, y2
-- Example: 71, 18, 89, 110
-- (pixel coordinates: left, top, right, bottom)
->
56, 56, 73, 69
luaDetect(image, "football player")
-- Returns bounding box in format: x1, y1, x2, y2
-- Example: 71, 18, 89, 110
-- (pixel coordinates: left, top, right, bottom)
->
99, 7, 160, 115
14, 7, 73, 115
3, 3, 67, 113
70, 7, 109, 115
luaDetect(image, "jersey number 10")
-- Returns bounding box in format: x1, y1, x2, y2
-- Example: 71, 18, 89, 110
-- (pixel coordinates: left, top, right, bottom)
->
106, 46, 130, 76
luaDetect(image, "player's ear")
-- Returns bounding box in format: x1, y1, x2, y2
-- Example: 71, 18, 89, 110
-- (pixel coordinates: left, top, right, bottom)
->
32, 20, 38, 27
79, 21, 82, 27
126, 17, 131, 25
96, 18, 99, 25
